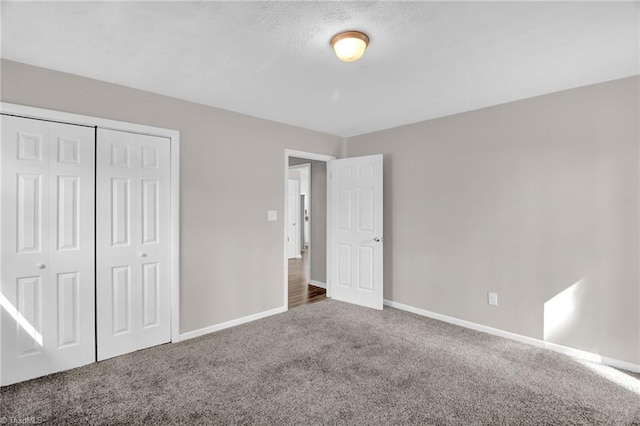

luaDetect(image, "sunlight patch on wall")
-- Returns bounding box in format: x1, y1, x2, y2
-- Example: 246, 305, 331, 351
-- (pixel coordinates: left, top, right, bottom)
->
0, 291, 43, 346
543, 279, 583, 342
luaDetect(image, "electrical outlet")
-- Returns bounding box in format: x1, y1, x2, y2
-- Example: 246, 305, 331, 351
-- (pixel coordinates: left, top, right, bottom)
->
487, 292, 498, 306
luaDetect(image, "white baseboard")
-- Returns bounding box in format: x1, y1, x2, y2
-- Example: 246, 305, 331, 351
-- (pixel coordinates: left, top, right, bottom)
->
383, 299, 640, 374
179, 305, 287, 341
309, 280, 326, 289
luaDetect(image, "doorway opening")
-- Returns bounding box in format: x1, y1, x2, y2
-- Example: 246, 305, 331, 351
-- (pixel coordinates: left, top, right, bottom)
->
283, 150, 384, 311
284, 150, 334, 309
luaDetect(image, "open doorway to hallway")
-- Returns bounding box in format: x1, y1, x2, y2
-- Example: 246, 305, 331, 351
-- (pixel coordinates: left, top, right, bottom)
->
287, 156, 328, 308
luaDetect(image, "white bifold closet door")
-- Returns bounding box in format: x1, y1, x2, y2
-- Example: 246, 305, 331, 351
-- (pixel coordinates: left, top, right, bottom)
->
1, 115, 95, 386
96, 128, 171, 361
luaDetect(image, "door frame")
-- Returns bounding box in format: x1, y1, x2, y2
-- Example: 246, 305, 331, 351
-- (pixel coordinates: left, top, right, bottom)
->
0, 102, 181, 384
284, 150, 335, 308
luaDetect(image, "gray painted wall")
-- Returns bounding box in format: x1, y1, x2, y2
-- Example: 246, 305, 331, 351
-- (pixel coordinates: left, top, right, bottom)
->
3, 59, 638, 366
289, 157, 327, 283
0, 59, 341, 334
347, 76, 640, 365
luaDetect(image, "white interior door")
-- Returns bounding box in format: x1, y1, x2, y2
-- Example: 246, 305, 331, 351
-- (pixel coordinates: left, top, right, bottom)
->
1, 115, 95, 386
96, 128, 171, 361
329, 154, 383, 310
287, 179, 300, 259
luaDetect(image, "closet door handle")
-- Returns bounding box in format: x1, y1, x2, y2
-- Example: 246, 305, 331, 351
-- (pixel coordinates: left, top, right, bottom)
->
36, 263, 46, 269
138, 252, 147, 258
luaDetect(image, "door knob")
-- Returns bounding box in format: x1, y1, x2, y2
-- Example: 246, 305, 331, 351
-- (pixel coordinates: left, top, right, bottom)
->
138, 252, 147, 257
36, 263, 46, 269
373, 237, 382, 242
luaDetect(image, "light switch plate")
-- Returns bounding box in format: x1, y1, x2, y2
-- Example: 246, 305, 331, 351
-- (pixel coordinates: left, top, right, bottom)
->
267, 210, 277, 221
488, 292, 498, 306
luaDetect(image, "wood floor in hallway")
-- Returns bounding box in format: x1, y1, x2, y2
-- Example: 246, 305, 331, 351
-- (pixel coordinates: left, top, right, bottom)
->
288, 250, 326, 309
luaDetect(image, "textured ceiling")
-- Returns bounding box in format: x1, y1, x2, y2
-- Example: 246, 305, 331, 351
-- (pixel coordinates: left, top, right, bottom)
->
2, 1, 639, 137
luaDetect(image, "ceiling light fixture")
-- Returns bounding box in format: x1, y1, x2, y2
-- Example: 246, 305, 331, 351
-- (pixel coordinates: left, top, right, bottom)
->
331, 31, 369, 62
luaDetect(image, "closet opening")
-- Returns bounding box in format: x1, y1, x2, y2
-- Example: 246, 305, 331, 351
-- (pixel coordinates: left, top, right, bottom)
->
0, 103, 180, 386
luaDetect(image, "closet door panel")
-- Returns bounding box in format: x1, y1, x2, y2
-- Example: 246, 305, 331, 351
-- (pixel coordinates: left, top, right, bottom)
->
56, 271, 80, 347
2, 116, 95, 385
16, 173, 44, 254
96, 130, 171, 360
47, 122, 95, 373
16, 276, 44, 356
111, 178, 132, 247
97, 129, 139, 360
135, 135, 171, 351
1, 116, 51, 385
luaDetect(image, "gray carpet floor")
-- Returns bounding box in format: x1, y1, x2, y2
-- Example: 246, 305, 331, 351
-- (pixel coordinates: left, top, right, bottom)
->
2, 299, 639, 425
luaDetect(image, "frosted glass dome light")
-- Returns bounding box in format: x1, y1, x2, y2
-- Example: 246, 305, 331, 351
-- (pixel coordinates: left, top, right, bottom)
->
331, 31, 369, 62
